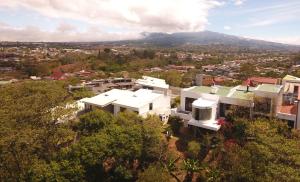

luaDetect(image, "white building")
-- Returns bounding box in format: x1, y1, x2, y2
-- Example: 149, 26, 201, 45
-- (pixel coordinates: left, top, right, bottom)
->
276, 75, 300, 129
136, 76, 169, 92
81, 88, 171, 121
172, 84, 283, 131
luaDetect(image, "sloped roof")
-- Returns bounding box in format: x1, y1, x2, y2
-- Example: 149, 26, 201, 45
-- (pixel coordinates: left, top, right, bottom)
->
245, 77, 278, 85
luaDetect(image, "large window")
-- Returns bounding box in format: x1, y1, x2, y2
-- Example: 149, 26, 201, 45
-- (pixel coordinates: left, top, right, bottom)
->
185, 97, 196, 112
193, 108, 212, 120
254, 97, 271, 114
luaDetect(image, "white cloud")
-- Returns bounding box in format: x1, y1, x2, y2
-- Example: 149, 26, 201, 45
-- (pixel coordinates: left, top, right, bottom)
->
57, 22, 77, 33
244, 35, 300, 45
0, 23, 142, 42
224, 25, 231, 30
232, 0, 246, 6
265, 37, 300, 46
0, 0, 222, 33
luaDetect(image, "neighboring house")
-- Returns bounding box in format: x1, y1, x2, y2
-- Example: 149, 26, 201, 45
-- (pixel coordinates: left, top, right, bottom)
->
277, 75, 300, 129
136, 76, 169, 93
171, 83, 283, 131
51, 70, 66, 80
195, 74, 233, 86
69, 78, 136, 94
81, 88, 171, 122
243, 77, 281, 86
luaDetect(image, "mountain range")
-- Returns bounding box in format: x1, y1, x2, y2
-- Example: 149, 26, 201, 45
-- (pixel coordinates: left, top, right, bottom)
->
114, 31, 300, 51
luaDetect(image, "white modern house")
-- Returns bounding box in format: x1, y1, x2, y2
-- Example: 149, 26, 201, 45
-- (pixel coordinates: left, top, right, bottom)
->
276, 75, 300, 129
81, 88, 171, 121
172, 84, 283, 131
136, 76, 169, 93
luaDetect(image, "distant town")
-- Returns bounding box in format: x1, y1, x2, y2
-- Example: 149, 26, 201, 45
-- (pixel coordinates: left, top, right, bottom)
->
1, 41, 300, 181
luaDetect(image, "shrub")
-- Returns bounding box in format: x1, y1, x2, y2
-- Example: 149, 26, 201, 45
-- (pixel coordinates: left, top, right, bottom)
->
187, 141, 200, 158
168, 116, 182, 135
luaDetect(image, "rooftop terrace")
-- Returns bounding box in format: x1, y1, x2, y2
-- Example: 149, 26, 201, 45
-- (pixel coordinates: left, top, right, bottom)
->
255, 84, 282, 93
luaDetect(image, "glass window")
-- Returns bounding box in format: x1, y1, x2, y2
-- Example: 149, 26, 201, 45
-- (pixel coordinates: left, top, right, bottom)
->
185, 97, 196, 112
193, 108, 212, 120
149, 103, 153, 110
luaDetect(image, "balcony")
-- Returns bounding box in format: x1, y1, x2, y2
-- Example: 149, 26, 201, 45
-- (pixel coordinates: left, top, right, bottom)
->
188, 118, 221, 131
277, 104, 297, 121
171, 108, 192, 121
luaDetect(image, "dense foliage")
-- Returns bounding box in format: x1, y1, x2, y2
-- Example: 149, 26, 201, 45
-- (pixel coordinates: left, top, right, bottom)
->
1, 81, 300, 181
0, 81, 167, 181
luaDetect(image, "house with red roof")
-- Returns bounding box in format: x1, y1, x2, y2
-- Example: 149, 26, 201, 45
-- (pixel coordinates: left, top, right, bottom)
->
243, 77, 280, 87
51, 70, 66, 80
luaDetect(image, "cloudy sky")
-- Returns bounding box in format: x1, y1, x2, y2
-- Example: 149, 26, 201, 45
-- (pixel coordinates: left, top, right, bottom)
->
0, 0, 299, 44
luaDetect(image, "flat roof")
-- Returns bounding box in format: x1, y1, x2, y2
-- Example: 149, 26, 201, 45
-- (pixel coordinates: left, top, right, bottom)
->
136, 76, 169, 89
190, 86, 212, 94
113, 89, 162, 108
215, 86, 232, 96
229, 90, 254, 100
82, 89, 133, 107
255, 84, 282, 93
189, 85, 255, 101
190, 86, 232, 96
192, 98, 218, 108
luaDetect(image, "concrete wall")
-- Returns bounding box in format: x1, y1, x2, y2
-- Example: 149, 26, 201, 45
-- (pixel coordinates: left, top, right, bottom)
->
296, 101, 300, 129
180, 88, 202, 111
139, 95, 171, 117
113, 95, 171, 118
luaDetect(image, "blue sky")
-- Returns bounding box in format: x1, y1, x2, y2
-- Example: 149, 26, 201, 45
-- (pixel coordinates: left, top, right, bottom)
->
0, 0, 299, 44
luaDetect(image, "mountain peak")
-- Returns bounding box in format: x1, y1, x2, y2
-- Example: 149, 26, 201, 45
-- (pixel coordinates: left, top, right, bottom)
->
135, 31, 300, 51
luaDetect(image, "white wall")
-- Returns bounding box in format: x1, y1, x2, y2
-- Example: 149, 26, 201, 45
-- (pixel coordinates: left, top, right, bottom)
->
139, 95, 171, 116
296, 102, 300, 129
113, 95, 171, 118
180, 88, 201, 111
180, 88, 220, 112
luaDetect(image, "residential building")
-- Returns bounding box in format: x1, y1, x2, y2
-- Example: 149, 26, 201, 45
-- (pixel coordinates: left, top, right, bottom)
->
81, 88, 171, 121
172, 83, 283, 131
277, 75, 300, 129
136, 76, 169, 93
69, 78, 136, 94
243, 77, 281, 86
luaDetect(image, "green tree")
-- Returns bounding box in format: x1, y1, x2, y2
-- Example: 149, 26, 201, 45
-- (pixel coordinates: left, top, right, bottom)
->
72, 88, 95, 100
0, 81, 75, 181
168, 116, 183, 135
137, 163, 171, 182
219, 118, 300, 181
77, 109, 115, 135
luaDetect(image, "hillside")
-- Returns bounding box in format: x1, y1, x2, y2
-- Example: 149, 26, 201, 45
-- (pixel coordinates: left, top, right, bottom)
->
117, 31, 300, 51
